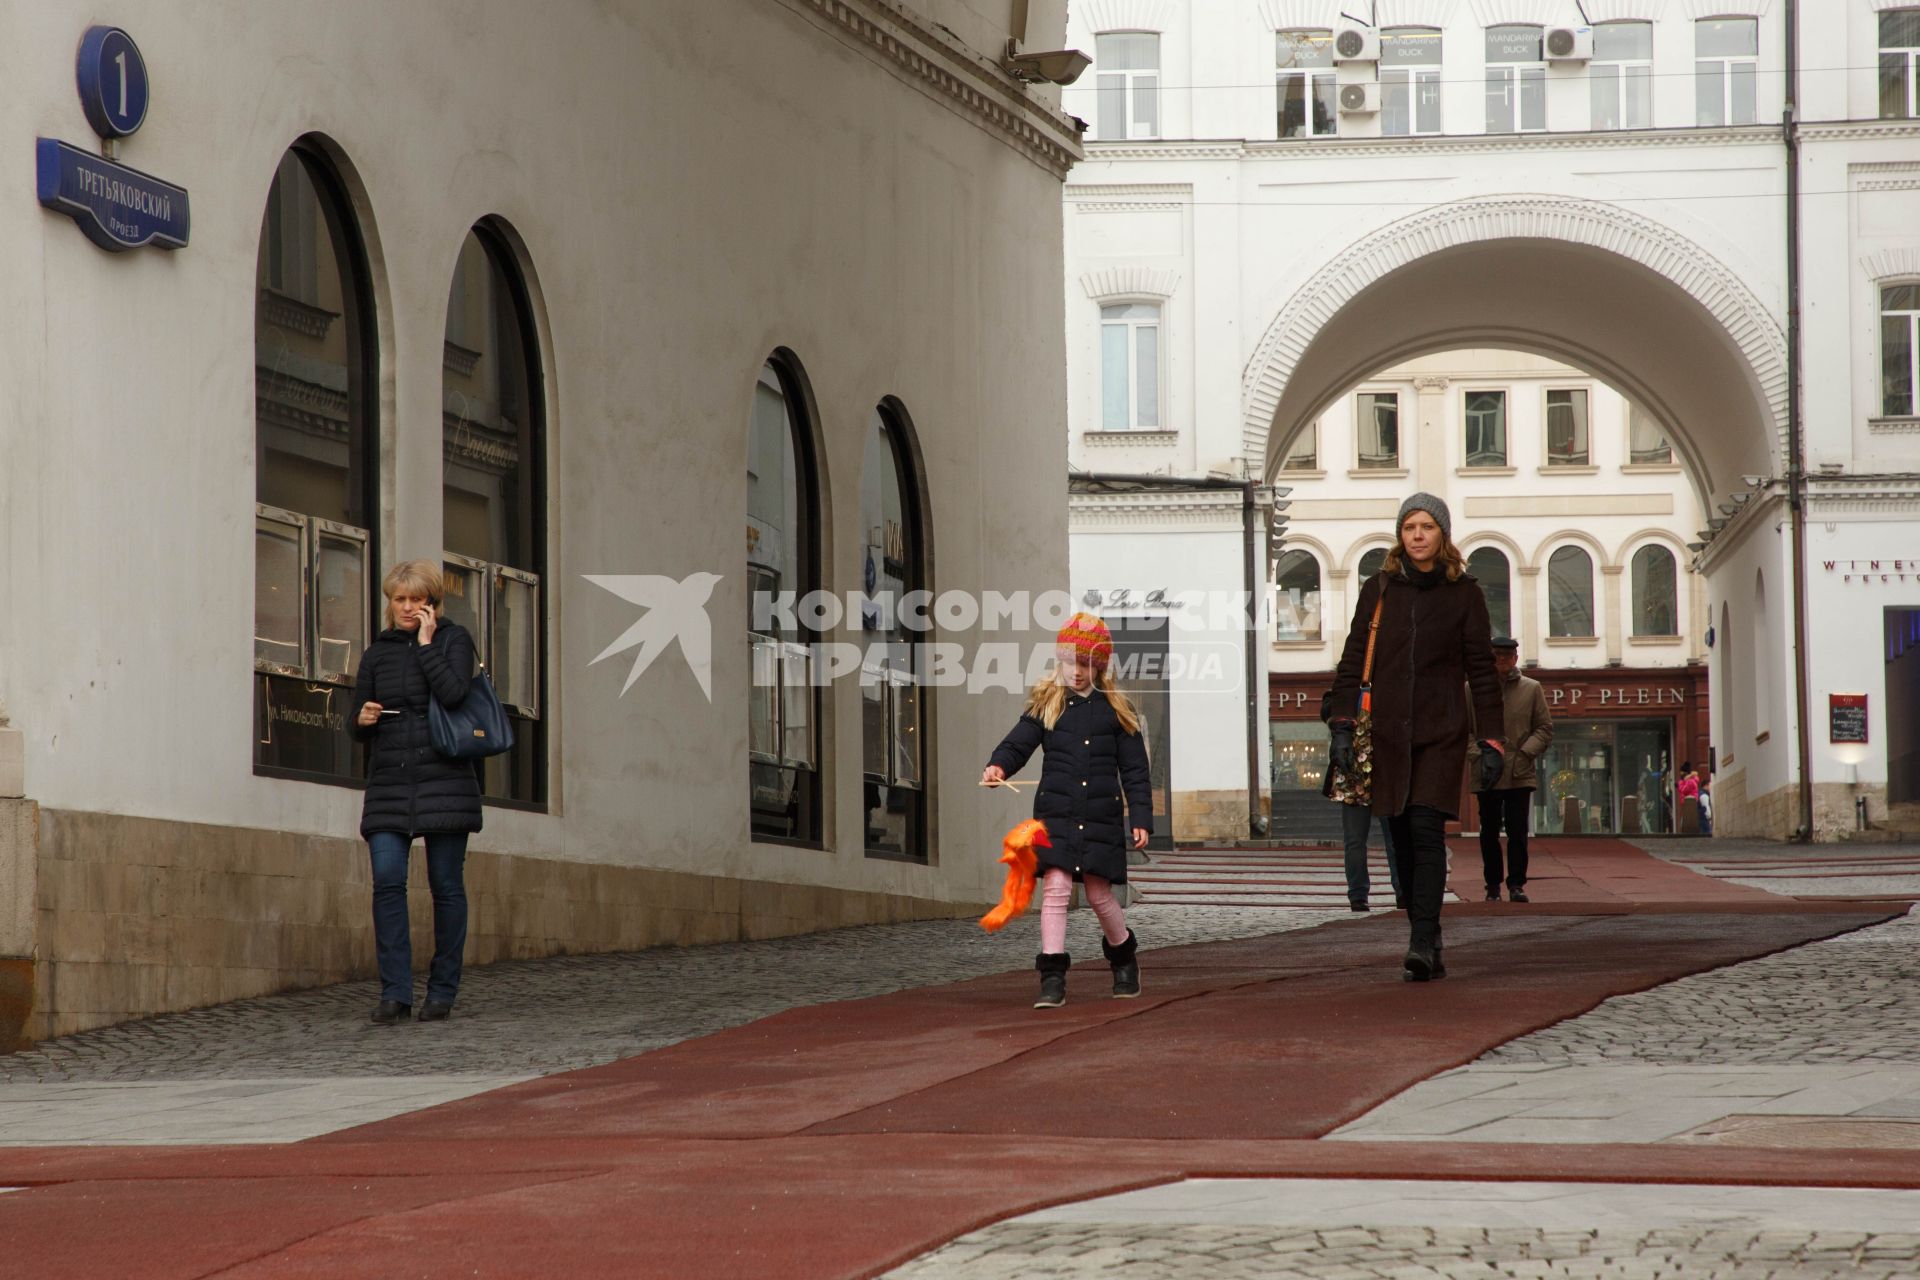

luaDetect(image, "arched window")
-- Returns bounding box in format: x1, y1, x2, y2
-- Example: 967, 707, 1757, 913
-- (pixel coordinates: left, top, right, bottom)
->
1631, 545, 1679, 637
253, 142, 377, 783
1753, 569, 1770, 736
1547, 546, 1596, 637
442, 221, 547, 805
861, 404, 927, 860
748, 354, 823, 843
1719, 601, 1738, 746
1358, 546, 1389, 580
1273, 550, 1322, 641
1468, 547, 1512, 640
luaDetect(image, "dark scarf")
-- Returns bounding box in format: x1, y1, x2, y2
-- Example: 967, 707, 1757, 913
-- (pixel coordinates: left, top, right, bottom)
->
1398, 561, 1447, 590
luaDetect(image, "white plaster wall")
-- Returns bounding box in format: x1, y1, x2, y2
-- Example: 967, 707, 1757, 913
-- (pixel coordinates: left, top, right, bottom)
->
0, 0, 1074, 903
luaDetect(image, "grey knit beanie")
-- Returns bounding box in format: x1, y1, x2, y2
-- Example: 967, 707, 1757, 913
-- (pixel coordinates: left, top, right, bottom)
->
1396, 491, 1452, 540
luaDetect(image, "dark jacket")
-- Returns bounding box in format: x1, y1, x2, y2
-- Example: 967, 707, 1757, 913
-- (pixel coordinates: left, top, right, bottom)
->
349, 619, 484, 838
1328, 566, 1505, 820
987, 689, 1153, 884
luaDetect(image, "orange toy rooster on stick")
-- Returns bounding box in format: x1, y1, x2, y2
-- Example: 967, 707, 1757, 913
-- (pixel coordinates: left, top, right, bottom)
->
980, 819, 1051, 931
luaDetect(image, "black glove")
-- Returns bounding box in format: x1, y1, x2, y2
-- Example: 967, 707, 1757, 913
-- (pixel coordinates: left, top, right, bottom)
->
1328, 720, 1356, 776
1474, 741, 1506, 792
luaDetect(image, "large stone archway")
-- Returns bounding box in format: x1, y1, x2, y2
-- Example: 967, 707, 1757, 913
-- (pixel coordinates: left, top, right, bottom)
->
1246, 196, 1788, 500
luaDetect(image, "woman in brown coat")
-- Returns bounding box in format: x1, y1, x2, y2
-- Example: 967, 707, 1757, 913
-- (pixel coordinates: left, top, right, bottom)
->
1327, 494, 1507, 981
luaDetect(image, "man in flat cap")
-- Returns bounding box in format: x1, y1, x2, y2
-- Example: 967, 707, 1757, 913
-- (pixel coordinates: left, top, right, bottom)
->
1467, 637, 1553, 902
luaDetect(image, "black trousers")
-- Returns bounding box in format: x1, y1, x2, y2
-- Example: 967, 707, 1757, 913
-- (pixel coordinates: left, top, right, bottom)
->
1386, 805, 1449, 950
1477, 788, 1532, 890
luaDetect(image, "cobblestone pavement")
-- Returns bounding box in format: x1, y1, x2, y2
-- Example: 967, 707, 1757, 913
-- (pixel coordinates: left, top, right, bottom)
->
1482, 905, 1920, 1067
1633, 837, 1920, 901
891, 1223, 1920, 1279
0, 904, 1342, 1084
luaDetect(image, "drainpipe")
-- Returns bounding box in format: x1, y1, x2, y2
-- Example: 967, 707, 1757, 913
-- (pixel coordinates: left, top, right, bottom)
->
1784, 0, 1815, 841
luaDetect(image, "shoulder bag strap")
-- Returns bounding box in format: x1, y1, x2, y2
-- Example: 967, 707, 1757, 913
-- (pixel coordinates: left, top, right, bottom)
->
1359, 578, 1387, 714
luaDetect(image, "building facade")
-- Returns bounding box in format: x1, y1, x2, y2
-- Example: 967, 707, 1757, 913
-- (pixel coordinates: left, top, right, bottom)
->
1061, 0, 1920, 843
0, 0, 1082, 1043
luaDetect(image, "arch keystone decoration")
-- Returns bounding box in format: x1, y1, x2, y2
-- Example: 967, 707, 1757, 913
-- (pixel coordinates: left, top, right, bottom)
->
1081, 266, 1181, 301
1241, 194, 1789, 466
1863, 247, 1920, 282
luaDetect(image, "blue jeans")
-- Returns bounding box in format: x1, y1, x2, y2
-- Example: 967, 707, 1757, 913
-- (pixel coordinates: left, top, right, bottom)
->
1340, 803, 1401, 902
367, 831, 469, 1006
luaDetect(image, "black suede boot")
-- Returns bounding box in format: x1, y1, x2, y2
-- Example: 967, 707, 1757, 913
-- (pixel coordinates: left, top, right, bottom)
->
1402, 939, 1440, 982
1034, 952, 1070, 1008
1101, 930, 1141, 998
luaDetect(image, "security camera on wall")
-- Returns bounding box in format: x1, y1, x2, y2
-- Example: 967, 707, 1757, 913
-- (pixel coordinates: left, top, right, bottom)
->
1002, 40, 1091, 85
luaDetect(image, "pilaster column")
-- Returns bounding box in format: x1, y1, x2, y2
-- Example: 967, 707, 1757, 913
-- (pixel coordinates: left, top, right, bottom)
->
1603, 564, 1626, 666
1326, 567, 1352, 658
1517, 566, 1541, 665
1413, 375, 1449, 498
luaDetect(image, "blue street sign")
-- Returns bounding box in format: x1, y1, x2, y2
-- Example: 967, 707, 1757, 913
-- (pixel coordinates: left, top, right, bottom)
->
36, 138, 190, 252
77, 26, 149, 139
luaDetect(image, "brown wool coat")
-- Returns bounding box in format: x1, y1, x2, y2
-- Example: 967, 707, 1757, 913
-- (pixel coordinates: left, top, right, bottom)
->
1328, 568, 1506, 820
1467, 672, 1555, 790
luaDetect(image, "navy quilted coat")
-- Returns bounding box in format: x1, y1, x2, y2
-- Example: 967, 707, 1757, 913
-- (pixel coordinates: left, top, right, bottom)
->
987, 690, 1153, 884
349, 620, 484, 838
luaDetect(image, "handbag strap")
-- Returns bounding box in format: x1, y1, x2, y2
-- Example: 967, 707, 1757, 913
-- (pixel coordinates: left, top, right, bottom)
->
1358, 578, 1387, 713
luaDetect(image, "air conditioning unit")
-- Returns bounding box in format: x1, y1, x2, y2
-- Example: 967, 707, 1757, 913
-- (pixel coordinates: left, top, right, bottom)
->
1545, 26, 1593, 61
1337, 81, 1380, 115
1333, 22, 1379, 63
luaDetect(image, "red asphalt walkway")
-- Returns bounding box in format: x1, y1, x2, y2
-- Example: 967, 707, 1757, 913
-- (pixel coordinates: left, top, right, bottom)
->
0, 839, 1914, 1279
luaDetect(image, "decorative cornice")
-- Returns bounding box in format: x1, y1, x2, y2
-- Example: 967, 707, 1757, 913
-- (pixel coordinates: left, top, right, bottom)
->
1081, 265, 1182, 300
1081, 428, 1180, 446
1862, 248, 1920, 282
258, 288, 337, 341
443, 340, 481, 377
1801, 121, 1920, 142
1083, 140, 1247, 161
1468, 0, 1586, 25
774, 0, 1083, 179
1257, 1, 1343, 31
1243, 124, 1779, 161
1069, 489, 1246, 529
1869, 418, 1920, 434
1241, 194, 1789, 475
1376, 0, 1462, 26
1067, 183, 1194, 198
1079, 0, 1177, 34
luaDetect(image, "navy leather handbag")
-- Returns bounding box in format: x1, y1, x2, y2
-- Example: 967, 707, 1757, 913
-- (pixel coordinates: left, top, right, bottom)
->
428, 667, 517, 760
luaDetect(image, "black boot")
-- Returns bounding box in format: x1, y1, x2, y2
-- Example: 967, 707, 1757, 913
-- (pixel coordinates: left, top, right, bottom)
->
1034, 952, 1070, 1008
370, 1000, 412, 1025
1102, 930, 1141, 998
1402, 939, 1440, 982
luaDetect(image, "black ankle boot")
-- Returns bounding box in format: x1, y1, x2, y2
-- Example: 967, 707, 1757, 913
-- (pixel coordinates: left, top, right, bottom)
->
1034, 952, 1070, 1008
370, 1000, 412, 1025
1402, 940, 1440, 982
1101, 930, 1141, 998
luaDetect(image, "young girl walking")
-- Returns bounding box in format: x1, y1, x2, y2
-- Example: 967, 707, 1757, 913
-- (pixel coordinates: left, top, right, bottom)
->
981, 613, 1154, 1008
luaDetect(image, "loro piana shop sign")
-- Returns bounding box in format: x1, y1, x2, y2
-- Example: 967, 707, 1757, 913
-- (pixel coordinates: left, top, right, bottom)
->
35, 26, 191, 252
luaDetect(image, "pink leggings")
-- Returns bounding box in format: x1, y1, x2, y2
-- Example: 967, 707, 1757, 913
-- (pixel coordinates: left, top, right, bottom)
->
1039, 868, 1130, 954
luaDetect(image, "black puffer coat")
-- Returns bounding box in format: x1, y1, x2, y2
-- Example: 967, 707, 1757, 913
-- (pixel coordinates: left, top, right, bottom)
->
349, 620, 484, 838
987, 690, 1153, 884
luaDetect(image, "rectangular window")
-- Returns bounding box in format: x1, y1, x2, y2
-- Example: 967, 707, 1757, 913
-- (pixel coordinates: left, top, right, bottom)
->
1095, 32, 1160, 139
1546, 389, 1591, 466
1696, 18, 1758, 126
1885, 11, 1920, 119
1486, 25, 1546, 133
1886, 284, 1920, 418
1281, 424, 1318, 471
1464, 390, 1508, 467
254, 505, 369, 684
1381, 28, 1442, 136
1629, 402, 1674, 464
441, 554, 543, 719
1277, 30, 1337, 138
1356, 392, 1400, 469
1100, 302, 1162, 429
1591, 21, 1653, 130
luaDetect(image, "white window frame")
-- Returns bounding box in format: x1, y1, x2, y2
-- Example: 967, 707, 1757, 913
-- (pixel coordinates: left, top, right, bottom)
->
1463, 388, 1509, 467
1695, 17, 1758, 127
1271, 549, 1324, 643
1093, 31, 1161, 140
1486, 26, 1547, 134
1546, 544, 1599, 639
1884, 281, 1920, 419
1590, 21, 1653, 131
442, 551, 543, 719
1380, 27, 1442, 137
749, 636, 816, 770
1544, 386, 1592, 467
1884, 10, 1920, 119
1280, 423, 1319, 471
1355, 390, 1401, 470
1628, 401, 1674, 464
1629, 543, 1682, 638
1099, 298, 1165, 431
1276, 29, 1338, 139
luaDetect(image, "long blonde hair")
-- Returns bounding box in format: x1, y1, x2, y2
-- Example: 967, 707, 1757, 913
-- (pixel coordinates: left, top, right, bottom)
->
1025, 664, 1143, 734
381, 559, 445, 629
1382, 534, 1467, 581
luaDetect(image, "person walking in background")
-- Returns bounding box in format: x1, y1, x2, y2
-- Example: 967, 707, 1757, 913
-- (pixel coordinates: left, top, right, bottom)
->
1677, 761, 1701, 835
350, 560, 483, 1025
1468, 637, 1553, 903
982, 613, 1153, 1008
1321, 691, 1402, 911
1326, 494, 1506, 982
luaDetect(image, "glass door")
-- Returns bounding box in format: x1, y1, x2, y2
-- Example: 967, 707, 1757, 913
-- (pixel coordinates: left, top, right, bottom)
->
1533, 718, 1674, 834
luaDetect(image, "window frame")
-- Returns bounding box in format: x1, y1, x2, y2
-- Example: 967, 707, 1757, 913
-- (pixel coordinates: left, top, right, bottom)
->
1099, 299, 1164, 430
1271, 549, 1323, 642
1355, 390, 1401, 470
1630, 543, 1681, 639
1380, 26, 1443, 137
1590, 20, 1654, 130
1093, 30, 1161, 140
1883, 10, 1920, 119
1485, 24, 1547, 134
1882, 281, 1920, 419
1694, 17, 1759, 126
1544, 387, 1592, 468
1280, 423, 1319, 471
1276, 29, 1339, 139
1463, 388, 1509, 468
1547, 544, 1598, 639
1628, 401, 1675, 465
1467, 546, 1513, 640
860, 402, 931, 863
